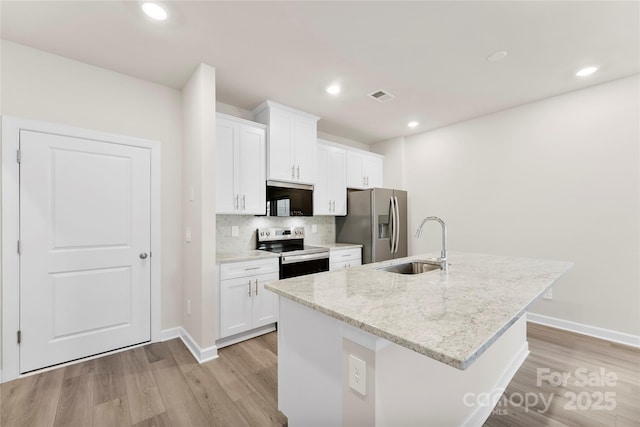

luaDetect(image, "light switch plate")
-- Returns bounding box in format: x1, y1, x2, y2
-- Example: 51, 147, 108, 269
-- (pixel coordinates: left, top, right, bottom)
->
231, 226, 239, 237
543, 288, 553, 300
349, 354, 366, 396
185, 227, 192, 242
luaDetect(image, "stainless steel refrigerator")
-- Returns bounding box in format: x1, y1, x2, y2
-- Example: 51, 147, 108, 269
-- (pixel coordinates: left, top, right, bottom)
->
336, 188, 407, 264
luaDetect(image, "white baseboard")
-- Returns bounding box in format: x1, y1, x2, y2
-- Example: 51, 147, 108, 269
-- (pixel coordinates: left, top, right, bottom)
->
462, 342, 530, 427
527, 313, 640, 349
161, 327, 218, 363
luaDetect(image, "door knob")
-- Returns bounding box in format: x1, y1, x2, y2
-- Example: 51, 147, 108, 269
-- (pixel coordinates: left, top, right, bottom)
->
139, 252, 148, 259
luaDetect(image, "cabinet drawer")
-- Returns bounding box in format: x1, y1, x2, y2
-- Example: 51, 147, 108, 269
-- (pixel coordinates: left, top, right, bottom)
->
220, 258, 279, 280
329, 248, 361, 264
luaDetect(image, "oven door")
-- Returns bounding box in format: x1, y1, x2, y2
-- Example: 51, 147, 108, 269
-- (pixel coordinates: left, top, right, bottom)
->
280, 253, 330, 279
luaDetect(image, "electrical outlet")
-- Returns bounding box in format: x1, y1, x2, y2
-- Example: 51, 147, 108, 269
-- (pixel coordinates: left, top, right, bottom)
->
187, 299, 191, 316
185, 227, 192, 242
349, 355, 366, 396
543, 288, 553, 300
231, 226, 239, 237
189, 186, 195, 202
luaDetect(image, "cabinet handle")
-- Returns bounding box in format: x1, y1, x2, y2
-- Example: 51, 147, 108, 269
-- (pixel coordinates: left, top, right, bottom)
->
362, 176, 366, 186
242, 195, 246, 210
248, 280, 252, 297
332, 201, 336, 212
329, 201, 332, 211
341, 253, 350, 257
244, 266, 261, 271
366, 176, 369, 186
296, 165, 300, 179
254, 279, 259, 296
235, 194, 239, 210
292, 165, 295, 178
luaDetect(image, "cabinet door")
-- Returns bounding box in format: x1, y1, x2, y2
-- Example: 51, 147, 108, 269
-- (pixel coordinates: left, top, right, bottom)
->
268, 110, 295, 182
293, 117, 317, 184
252, 273, 280, 328
216, 118, 240, 213
220, 277, 253, 338
239, 125, 266, 214
313, 144, 331, 215
329, 148, 347, 215
364, 155, 384, 188
346, 151, 366, 189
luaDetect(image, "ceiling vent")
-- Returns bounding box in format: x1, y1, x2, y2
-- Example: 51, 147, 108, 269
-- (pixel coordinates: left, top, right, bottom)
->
368, 89, 395, 103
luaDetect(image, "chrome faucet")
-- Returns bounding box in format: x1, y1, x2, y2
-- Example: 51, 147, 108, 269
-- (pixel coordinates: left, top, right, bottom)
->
415, 216, 448, 271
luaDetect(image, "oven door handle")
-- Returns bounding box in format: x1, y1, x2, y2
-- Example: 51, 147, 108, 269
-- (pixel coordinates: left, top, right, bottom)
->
281, 252, 330, 265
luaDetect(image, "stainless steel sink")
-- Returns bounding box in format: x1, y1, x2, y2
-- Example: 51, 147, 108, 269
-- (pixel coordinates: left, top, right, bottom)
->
377, 260, 441, 275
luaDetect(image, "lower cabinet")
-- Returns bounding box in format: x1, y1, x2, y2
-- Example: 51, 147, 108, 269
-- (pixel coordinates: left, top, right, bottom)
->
219, 258, 279, 340
329, 247, 362, 271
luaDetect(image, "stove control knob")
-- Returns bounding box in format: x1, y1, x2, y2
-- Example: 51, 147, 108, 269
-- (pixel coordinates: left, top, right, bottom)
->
266, 231, 270, 236
260, 231, 264, 236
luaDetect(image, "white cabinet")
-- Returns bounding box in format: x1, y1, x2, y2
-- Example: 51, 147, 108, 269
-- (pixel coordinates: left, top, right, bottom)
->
329, 247, 362, 271
314, 140, 347, 215
219, 258, 279, 339
216, 113, 266, 215
347, 150, 384, 189
253, 100, 320, 185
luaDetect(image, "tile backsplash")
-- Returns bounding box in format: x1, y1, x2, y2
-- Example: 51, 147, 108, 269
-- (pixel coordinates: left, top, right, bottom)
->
216, 215, 336, 253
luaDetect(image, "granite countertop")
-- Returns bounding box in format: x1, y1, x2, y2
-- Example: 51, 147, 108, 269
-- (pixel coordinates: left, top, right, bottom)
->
265, 252, 572, 370
313, 242, 363, 250
216, 250, 280, 264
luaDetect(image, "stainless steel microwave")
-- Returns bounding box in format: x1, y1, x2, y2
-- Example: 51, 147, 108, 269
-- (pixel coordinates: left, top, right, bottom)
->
265, 181, 313, 216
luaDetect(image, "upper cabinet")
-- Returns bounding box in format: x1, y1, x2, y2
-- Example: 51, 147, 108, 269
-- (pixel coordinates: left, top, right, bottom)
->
253, 100, 320, 185
314, 140, 347, 216
347, 149, 384, 189
216, 113, 266, 215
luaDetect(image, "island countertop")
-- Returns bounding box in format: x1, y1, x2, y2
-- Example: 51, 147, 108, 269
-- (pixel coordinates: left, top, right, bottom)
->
265, 252, 572, 369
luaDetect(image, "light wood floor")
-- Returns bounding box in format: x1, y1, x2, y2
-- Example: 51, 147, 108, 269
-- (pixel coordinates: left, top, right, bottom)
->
1, 324, 638, 426
485, 323, 640, 427
1, 332, 286, 427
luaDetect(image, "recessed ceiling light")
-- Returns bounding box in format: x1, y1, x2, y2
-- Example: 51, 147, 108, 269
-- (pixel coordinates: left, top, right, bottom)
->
408, 121, 419, 128
486, 50, 508, 62
141, 2, 168, 21
326, 85, 341, 95
576, 66, 598, 77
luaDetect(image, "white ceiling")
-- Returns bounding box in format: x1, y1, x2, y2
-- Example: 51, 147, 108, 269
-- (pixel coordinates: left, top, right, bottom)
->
1, 1, 638, 144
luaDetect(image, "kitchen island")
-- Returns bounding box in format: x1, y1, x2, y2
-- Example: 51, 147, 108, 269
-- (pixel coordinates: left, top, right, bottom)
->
265, 252, 572, 426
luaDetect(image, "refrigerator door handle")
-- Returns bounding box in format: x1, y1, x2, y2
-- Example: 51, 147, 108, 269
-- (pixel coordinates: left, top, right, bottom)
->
394, 196, 401, 253
390, 196, 397, 253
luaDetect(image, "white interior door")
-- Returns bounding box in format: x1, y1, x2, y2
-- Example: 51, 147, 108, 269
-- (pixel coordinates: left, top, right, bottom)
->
19, 130, 151, 373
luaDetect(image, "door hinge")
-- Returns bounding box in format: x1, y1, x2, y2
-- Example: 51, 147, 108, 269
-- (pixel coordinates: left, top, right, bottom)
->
17, 240, 21, 255
17, 330, 21, 344
16, 149, 22, 164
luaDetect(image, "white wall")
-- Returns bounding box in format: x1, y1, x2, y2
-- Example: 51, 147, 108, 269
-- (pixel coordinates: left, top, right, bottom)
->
371, 136, 405, 190
316, 131, 370, 151
375, 75, 639, 335
0, 40, 184, 338
182, 64, 217, 348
